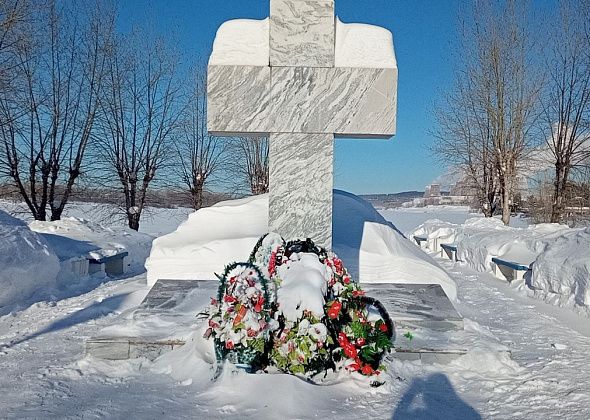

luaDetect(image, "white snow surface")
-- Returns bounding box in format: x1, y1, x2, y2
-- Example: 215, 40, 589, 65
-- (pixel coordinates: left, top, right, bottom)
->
0, 210, 60, 315
209, 17, 397, 69
335, 18, 397, 68
29, 217, 154, 275
209, 18, 270, 66
410, 216, 590, 316
276, 253, 330, 321
146, 190, 457, 301
2, 205, 590, 418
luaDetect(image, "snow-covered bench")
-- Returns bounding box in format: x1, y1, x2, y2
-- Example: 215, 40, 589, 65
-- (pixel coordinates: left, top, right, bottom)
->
440, 243, 458, 262
88, 251, 129, 276
491, 257, 530, 282
413, 235, 428, 249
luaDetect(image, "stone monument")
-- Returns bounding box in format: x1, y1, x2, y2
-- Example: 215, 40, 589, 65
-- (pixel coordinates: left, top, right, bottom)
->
207, 0, 398, 249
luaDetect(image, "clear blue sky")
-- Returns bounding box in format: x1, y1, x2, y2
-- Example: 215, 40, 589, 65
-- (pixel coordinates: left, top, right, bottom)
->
118, 0, 462, 194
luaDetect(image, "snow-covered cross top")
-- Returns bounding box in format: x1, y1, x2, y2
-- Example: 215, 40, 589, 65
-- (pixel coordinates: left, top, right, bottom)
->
207, 0, 397, 248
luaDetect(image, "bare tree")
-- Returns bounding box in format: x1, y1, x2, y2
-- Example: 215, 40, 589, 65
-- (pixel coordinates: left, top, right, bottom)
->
541, 0, 590, 223
228, 136, 269, 195
434, 0, 540, 225
174, 67, 225, 210
0, 0, 114, 221
97, 31, 182, 230
433, 70, 498, 217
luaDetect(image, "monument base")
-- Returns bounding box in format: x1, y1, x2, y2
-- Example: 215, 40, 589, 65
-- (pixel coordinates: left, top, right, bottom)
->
84, 280, 494, 364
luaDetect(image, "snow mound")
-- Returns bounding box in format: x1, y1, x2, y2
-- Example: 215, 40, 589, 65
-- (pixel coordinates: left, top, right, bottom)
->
0, 210, 60, 314
530, 228, 590, 312
209, 17, 397, 69
30, 217, 153, 276
335, 18, 396, 68
146, 194, 267, 286
276, 253, 330, 321
146, 190, 457, 301
209, 18, 270, 66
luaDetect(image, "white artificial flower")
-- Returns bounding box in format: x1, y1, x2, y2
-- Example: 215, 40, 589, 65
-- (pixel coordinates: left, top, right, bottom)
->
297, 319, 311, 336
308, 323, 328, 342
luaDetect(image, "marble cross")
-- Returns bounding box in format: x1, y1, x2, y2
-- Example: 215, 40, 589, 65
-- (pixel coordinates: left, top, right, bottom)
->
207, 0, 397, 249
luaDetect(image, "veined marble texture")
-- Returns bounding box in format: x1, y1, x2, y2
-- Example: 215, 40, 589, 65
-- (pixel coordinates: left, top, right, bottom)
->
270, 0, 335, 67
207, 65, 271, 135
270, 66, 397, 136
269, 133, 333, 248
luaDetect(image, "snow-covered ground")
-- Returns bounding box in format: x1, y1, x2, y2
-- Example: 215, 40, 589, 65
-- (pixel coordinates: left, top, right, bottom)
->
1, 201, 590, 419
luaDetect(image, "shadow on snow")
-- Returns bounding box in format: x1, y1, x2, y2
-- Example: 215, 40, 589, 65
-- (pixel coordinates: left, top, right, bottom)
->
392, 373, 481, 420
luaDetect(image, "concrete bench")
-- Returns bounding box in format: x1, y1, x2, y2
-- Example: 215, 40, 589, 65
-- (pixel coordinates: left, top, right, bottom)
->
88, 251, 129, 276
491, 257, 530, 282
440, 243, 458, 261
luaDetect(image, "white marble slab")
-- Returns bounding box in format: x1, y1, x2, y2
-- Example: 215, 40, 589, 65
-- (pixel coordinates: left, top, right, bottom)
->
207, 65, 271, 135
269, 133, 333, 248
270, 67, 397, 136
270, 0, 335, 67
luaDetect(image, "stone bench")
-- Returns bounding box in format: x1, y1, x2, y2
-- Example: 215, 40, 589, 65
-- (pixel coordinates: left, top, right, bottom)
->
440, 243, 458, 261
88, 251, 129, 277
491, 257, 530, 282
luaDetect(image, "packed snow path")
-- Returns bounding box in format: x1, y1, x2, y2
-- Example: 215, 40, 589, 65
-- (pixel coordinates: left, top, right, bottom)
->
1, 262, 590, 419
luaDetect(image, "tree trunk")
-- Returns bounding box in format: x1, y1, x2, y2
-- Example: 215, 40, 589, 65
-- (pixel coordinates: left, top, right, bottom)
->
550, 164, 567, 223
128, 210, 140, 231
191, 181, 204, 210
500, 182, 511, 225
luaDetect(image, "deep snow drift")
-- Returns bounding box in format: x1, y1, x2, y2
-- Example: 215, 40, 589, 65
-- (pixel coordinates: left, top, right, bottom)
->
146, 190, 457, 300
412, 217, 590, 316
0, 209, 153, 316
0, 210, 60, 314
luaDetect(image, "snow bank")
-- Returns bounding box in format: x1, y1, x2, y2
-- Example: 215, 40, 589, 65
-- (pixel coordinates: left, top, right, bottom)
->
146, 190, 457, 301
146, 195, 267, 286
209, 17, 397, 69
410, 217, 590, 314
30, 218, 153, 277
0, 210, 60, 314
530, 228, 590, 312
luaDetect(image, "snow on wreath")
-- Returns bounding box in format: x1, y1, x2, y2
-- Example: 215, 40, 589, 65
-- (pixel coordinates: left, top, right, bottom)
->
203, 233, 394, 384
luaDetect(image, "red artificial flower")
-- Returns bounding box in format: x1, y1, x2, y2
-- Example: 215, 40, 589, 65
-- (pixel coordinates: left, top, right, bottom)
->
210, 298, 218, 306
254, 295, 265, 313
229, 276, 237, 284
224, 295, 237, 303
356, 337, 366, 346
352, 289, 365, 297
328, 301, 342, 319
343, 276, 351, 284
361, 364, 374, 375
208, 319, 220, 328
338, 332, 349, 346
346, 360, 360, 372
379, 323, 388, 333
247, 328, 257, 337
225, 340, 234, 349
344, 344, 358, 359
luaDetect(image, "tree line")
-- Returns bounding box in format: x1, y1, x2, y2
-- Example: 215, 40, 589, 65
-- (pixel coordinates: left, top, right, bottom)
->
0, 0, 268, 230
433, 0, 590, 225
